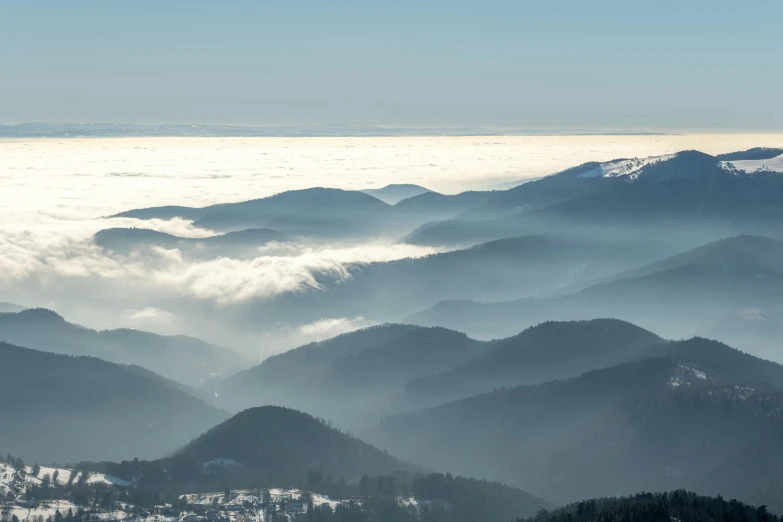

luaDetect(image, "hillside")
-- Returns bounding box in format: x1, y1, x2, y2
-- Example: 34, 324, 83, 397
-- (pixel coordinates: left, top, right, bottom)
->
372, 338, 783, 510
0, 341, 227, 463
393, 190, 493, 221
405, 150, 783, 248
112, 187, 499, 242
217, 325, 486, 428
242, 234, 676, 329
406, 235, 783, 354
175, 407, 415, 480
715, 146, 783, 161
406, 319, 663, 403
523, 490, 778, 522
0, 308, 242, 387
362, 183, 431, 204
114, 187, 395, 237
93, 227, 286, 259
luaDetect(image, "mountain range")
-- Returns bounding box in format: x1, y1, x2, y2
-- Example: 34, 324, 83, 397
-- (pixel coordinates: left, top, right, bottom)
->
219, 319, 665, 429
0, 341, 226, 463
371, 337, 783, 510
405, 149, 783, 247
0, 308, 243, 387
407, 235, 783, 359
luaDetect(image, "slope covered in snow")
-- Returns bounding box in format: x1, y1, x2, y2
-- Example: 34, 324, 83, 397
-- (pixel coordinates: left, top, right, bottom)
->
723, 153, 783, 173
577, 154, 676, 179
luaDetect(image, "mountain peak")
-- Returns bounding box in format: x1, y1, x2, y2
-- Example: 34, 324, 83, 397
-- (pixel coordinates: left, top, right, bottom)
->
175, 406, 413, 478
11, 307, 66, 323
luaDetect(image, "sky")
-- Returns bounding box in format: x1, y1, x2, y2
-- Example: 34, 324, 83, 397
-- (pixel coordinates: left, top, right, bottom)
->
1, 1, 782, 131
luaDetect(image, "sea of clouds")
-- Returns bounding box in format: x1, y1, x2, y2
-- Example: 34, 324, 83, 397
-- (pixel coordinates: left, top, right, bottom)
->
2, 134, 782, 357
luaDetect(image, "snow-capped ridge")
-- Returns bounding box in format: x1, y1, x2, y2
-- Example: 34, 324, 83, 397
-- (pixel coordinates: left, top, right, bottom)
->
721, 152, 783, 174
578, 154, 677, 180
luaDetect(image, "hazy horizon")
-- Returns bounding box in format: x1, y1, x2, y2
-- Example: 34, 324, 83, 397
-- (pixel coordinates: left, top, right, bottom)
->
2, 1, 781, 131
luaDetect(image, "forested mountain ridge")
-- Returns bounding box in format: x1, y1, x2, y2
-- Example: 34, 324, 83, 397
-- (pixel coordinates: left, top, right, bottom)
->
406, 235, 783, 353
522, 490, 778, 522
218, 319, 672, 429
0, 308, 242, 387
372, 337, 783, 510
362, 183, 431, 204
173, 406, 416, 481
111, 187, 493, 240
216, 325, 485, 428
0, 341, 227, 463
93, 227, 286, 259
406, 319, 663, 403
239, 234, 679, 329
404, 150, 783, 248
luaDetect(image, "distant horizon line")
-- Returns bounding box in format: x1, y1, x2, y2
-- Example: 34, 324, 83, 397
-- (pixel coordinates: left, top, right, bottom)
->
0, 122, 679, 138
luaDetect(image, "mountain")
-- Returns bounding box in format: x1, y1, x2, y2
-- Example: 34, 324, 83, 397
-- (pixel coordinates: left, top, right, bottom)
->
523, 490, 777, 522
715, 146, 783, 161
407, 235, 783, 347
113, 187, 496, 241
722, 152, 783, 175
114, 188, 395, 237
0, 308, 242, 387
245, 234, 676, 329
94, 227, 286, 259
362, 184, 431, 204
406, 319, 663, 403
219, 320, 664, 428
0, 341, 227, 463
405, 150, 783, 248
372, 338, 783, 510
456, 161, 612, 222
174, 406, 415, 480
217, 325, 485, 428
393, 190, 493, 221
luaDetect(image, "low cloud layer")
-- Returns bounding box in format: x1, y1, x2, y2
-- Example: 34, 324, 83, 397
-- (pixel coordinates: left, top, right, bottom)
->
0, 213, 438, 354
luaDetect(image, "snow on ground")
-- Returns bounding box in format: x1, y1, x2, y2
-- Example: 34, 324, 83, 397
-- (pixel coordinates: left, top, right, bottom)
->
1, 461, 130, 498
85, 474, 131, 487
678, 364, 707, 380
24, 466, 77, 486
24, 465, 130, 488
578, 155, 676, 180
723, 154, 783, 173
181, 488, 343, 510
1, 463, 19, 497
398, 497, 452, 514
4, 500, 79, 520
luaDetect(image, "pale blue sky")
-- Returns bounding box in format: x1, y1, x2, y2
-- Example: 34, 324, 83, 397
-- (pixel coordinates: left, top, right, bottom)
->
1, 1, 781, 130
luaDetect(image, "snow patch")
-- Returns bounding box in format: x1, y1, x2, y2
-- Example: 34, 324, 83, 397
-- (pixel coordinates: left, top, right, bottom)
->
578, 155, 676, 180
722, 154, 783, 174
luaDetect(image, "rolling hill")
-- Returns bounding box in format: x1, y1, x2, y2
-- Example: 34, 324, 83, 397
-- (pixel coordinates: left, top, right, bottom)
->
523, 490, 777, 522
112, 186, 492, 240
362, 183, 431, 204
0, 308, 242, 387
405, 150, 783, 248
217, 325, 485, 428
173, 406, 416, 480
406, 235, 783, 354
218, 320, 670, 429
93, 227, 286, 259
241, 234, 678, 329
372, 338, 783, 510
406, 319, 663, 403
0, 341, 227, 463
